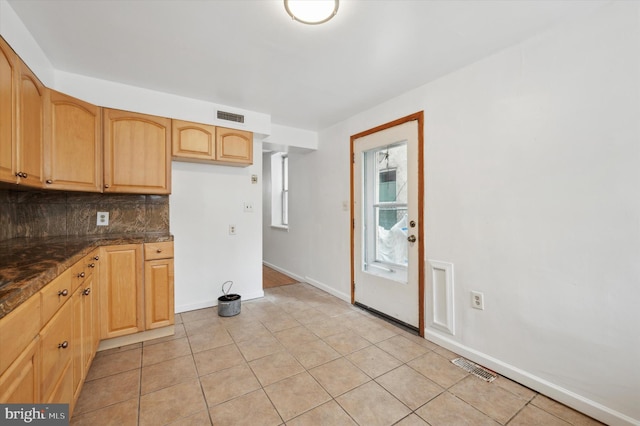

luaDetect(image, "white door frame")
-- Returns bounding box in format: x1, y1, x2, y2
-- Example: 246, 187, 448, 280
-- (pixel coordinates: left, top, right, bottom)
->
350, 112, 425, 335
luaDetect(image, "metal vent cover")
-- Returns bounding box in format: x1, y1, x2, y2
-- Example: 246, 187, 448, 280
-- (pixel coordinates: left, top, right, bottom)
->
217, 110, 245, 123
452, 357, 497, 382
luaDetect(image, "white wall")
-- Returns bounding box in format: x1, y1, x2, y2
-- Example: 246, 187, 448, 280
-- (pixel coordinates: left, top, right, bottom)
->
171, 153, 264, 312
278, 3, 640, 424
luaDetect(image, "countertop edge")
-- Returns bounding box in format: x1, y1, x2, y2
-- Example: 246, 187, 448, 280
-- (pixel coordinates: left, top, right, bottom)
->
0, 233, 173, 320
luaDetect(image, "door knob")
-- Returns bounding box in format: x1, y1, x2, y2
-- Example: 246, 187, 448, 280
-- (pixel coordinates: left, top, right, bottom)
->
407, 235, 417, 243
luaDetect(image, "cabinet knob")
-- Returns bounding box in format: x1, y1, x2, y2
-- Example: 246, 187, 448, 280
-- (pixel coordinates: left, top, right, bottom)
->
78, 272, 85, 278
46, 179, 53, 184
15, 172, 27, 178
58, 289, 69, 297
156, 249, 162, 253
104, 184, 110, 189
83, 288, 91, 296
58, 341, 69, 349
93, 255, 99, 261
88, 263, 95, 268
22, 172, 27, 178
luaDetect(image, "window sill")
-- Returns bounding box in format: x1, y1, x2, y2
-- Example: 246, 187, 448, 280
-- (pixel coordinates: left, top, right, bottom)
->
271, 225, 289, 231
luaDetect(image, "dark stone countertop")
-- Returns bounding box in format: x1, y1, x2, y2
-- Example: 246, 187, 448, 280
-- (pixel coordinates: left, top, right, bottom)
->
0, 233, 173, 319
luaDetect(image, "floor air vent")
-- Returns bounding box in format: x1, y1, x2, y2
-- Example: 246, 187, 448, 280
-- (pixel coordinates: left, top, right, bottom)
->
217, 110, 245, 123
452, 357, 497, 382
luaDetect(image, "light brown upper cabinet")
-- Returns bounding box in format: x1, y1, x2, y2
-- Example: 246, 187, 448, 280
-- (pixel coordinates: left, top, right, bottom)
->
44, 90, 102, 192
103, 108, 171, 194
172, 121, 253, 166
172, 119, 216, 161
216, 126, 253, 166
0, 37, 44, 188
0, 37, 18, 184
16, 60, 45, 188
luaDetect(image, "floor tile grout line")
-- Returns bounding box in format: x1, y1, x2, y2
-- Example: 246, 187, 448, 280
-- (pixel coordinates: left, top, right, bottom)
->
73, 283, 598, 426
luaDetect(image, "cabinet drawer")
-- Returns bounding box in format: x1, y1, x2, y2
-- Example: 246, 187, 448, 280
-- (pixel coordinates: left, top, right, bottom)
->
144, 242, 174, 260
41, 268, 72, 326
0, 294, 41, 374
40, 300, 72, 400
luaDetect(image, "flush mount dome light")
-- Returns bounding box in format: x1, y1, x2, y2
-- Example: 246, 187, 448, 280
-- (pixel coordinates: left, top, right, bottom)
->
284, 0, 339, 25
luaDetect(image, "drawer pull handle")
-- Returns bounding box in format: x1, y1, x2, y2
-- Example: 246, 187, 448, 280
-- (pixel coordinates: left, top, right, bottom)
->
83, 288, 91, 296
156, 249, 162, 253
104, 184, 110, 189
93, 255, 99, 261
78, 272, 85, 278
58, 289, 69, 297
46, 179, 53, 184
88, 263, 95, 268
58, 341, 69, 349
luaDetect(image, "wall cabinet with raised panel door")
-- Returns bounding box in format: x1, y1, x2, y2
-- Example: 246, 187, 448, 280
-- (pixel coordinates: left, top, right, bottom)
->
44, 90, 102, 192
0, 37, 18, 184
103, 109, 171, 194
0, 37, 45, 188
172, 119, 216, 161
144, 242, 175, 330
172, 120, 253, 166
99, 244, 144, 339
216, 126, 253, 165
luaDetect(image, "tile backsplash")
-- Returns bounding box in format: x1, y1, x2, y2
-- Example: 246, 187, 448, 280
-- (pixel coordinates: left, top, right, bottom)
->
0, 189, 169, 241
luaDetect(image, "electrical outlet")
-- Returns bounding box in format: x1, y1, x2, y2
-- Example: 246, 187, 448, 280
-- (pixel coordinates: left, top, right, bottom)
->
471, 291, 484, 310
243, 202, 254, 213
97, 212, 109, 226
229, 225, 236, 235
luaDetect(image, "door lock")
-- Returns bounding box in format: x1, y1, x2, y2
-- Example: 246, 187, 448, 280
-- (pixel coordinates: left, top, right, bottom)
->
407, 235, 417, 243
409, 220, 416, 228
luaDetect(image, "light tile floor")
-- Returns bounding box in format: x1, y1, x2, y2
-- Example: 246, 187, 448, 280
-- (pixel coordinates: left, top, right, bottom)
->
71, 283, 604, 426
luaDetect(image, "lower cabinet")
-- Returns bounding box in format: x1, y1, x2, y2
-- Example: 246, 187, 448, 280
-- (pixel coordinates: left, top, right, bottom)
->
99, 242, 175, 338
0, 241, 174, 415
40, 300, 73, 403
144, 242, 175, 330
0, 337, 40, 403
99, 244, 144, 339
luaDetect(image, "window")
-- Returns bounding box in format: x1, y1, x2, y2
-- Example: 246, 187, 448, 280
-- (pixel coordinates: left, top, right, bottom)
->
271, 152, 289, 229
282, 155, 289, 226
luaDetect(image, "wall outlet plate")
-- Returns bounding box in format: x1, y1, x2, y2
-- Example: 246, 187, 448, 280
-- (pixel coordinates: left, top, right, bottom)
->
471, 291, 484, 310
97, 212, 109, 226
229, 224, 236, 235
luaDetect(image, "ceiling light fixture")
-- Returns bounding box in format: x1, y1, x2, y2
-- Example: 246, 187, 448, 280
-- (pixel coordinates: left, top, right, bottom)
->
284, 0, 339, 25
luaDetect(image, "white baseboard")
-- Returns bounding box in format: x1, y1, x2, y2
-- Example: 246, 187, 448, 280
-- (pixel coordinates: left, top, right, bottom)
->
304, 275, 351, 303
175, 290, 264, 314
424, 330, 638, 426
262, 261, 305, 283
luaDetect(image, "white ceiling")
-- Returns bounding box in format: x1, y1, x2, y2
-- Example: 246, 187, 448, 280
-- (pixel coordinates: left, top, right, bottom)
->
8, 0, 606, 131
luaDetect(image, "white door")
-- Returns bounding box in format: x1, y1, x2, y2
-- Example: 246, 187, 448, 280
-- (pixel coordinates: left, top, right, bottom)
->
352, 117, 423, 330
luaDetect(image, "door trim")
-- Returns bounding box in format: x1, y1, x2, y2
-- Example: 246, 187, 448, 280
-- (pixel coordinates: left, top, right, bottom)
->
350, 111, 425, 336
